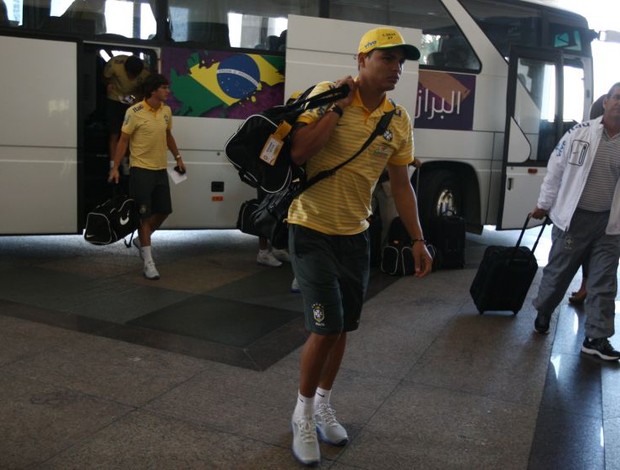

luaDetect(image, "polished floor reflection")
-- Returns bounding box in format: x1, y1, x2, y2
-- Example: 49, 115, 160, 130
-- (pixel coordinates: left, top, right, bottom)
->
1, 229, 619, 468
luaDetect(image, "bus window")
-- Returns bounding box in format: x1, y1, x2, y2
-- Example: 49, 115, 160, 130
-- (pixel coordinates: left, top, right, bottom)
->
167, 0, 317, 51
548, 21, 594, 55
461, 0, 540, 58
14, 0, 156, 39
564, 62, 585, 125
329, 0, 481, 72
1, 0, 18, 26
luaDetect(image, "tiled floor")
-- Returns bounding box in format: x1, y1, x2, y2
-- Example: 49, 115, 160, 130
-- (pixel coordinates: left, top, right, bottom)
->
1, 228, 619, 468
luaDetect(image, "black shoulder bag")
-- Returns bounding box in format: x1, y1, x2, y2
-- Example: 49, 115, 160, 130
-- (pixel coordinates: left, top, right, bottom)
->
225, 84, 350, 193
252, 108, 397, 248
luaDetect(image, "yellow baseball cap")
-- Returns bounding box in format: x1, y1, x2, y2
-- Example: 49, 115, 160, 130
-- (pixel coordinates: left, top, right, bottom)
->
358, 27, 420, 61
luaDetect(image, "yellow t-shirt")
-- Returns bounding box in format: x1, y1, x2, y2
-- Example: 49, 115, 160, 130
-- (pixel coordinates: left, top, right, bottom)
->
287, 81, 414, 235
121, 100, 172, 170
104, 55, 150, 103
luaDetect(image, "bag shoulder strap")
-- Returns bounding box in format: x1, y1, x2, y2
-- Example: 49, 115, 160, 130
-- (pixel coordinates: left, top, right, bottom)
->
303, 104, 397, 191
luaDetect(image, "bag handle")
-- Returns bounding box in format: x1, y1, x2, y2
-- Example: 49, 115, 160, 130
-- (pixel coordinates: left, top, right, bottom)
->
515, 213, 548, 253
508, 213, 548, 263
288, 84, 350, 113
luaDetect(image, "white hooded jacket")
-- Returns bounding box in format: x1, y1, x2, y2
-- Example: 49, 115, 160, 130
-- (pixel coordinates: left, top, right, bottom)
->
537, 116, 620, 234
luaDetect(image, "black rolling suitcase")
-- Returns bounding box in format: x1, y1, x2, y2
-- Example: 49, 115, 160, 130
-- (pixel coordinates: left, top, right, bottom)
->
469, 215, 547, 315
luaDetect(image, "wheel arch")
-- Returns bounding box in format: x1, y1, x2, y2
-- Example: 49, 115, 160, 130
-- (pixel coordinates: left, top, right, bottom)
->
415, 161, 482, 234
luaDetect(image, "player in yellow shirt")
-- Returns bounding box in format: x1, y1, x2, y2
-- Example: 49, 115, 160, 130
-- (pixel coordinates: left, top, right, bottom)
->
108, 74, 185, 280
287, 27, 433, 466
104, 54, 150, 168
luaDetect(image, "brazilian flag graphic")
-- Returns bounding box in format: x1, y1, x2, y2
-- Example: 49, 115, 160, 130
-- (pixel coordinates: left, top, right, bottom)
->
162, 49, 285, 119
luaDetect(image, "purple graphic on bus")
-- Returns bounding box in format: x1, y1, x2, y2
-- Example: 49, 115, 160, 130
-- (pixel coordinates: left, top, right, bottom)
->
414, 71, 476, 131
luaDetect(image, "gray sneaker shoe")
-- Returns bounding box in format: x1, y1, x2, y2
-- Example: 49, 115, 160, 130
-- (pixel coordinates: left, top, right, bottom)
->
291, 415, 320, 466
272, 248, 291, 263
143, 260, 160, 280
257, 250, 282, 267
315, 403, 348, 446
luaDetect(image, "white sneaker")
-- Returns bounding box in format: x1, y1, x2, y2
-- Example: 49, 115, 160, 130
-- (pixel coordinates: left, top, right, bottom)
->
315, 403, 348, 446
257, 250, 282, 267
291, 415, 320, 466
143, 260, 160, 280
272, 248, 291, 263
291, 277, 301, 293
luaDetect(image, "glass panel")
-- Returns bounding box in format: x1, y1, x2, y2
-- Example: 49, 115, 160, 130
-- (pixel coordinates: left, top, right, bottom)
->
11, 0, 155, 39
329, 0, 480, 72
460, 0, 540, 59
167, 0, 318, 50
549, 22, 593, 55
564, 63, 585, 124
2, 0, 22, 26
515, 57, 557, 163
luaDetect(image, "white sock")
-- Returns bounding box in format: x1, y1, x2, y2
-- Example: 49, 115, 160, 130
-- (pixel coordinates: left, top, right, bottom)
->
141, 246, 153, 263
293, 391, 314, 419
315, 387, 331, 408
258, 249, 270, 255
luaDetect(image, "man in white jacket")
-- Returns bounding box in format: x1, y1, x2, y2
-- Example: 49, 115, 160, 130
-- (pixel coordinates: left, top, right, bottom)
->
531, 82, 620, 361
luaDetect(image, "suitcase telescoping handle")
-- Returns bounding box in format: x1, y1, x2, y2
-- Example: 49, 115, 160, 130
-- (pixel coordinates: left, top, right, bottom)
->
511, 213, 548, 260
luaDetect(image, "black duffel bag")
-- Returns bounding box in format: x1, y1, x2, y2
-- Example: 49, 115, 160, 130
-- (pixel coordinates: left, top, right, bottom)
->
84, 193, 138, 246
224, 84, 349, 193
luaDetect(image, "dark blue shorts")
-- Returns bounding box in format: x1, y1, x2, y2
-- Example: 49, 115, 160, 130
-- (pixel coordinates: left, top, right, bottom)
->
289, 225, 370, 334
129, 167, 172, 218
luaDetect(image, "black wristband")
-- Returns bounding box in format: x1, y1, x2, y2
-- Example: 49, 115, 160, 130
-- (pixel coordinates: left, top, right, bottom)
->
330, 105, 343, 117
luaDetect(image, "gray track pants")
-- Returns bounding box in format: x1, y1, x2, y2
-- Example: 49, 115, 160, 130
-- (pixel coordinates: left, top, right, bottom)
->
533, 209, 620, 339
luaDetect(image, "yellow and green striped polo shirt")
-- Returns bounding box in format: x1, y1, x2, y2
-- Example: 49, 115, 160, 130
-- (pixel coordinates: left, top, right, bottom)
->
287, 81, 414, 235
122, 100, 172, 171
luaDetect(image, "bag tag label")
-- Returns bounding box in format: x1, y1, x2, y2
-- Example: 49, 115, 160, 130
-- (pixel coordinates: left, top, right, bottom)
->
260, 121, 292, 166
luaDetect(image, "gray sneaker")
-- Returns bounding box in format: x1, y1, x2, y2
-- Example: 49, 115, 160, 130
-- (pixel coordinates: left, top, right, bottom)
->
143, 260, 160, 280
272, 248, 291, 263
291, 415, 320, 466
257, 250, 282, 267
315, 403, 348, 446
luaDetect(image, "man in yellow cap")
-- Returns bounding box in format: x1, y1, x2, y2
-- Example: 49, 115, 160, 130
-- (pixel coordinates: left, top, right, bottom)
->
287, 27, 432, 466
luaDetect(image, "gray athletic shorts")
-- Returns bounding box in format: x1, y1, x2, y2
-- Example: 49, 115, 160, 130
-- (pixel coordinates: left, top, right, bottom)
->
289, 224, 370, 334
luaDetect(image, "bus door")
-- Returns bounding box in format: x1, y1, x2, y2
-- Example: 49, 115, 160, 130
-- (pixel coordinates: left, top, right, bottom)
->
284, 15, 420, 120
496, 47, 564, 230
80, 43, 158, 222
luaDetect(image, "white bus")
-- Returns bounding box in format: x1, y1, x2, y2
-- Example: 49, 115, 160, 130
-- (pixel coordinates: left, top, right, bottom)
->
0, 0, 599, 235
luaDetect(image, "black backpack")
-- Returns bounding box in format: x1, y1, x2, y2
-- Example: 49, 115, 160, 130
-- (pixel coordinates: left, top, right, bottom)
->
224, 84, 349, 193
381, 217, 415, 275
381, 217, 436, 275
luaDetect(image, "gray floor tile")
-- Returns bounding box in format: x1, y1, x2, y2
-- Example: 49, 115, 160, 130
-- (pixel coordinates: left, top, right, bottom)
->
404, 308, 552, 405
2, 333, 209, 406
0, 373, 133, 468
39, 409, 296, 469
337, 381, 535, 470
